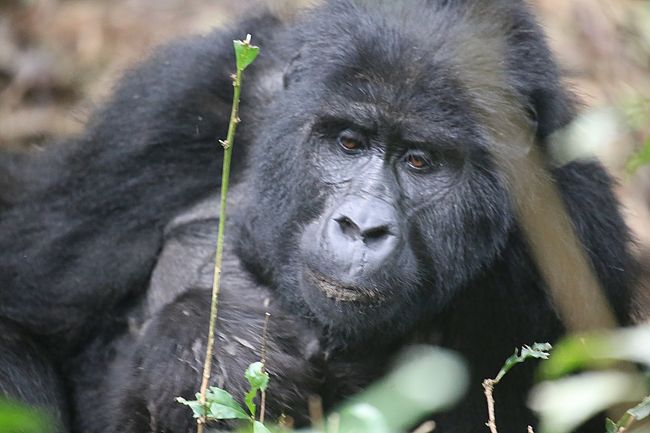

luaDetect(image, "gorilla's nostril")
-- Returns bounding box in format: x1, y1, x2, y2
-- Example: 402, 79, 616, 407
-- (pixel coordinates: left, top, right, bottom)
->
335, 216, 360, 238
362, 225, 391, 241
337, 216, 354, 229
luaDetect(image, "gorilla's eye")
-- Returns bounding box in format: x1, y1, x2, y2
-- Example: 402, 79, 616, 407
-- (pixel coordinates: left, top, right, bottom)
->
406, 151, 431, 171
337, 130, 365, 154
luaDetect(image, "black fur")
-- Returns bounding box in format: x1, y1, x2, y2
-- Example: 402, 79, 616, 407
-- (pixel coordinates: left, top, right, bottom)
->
0, 1, 637, 432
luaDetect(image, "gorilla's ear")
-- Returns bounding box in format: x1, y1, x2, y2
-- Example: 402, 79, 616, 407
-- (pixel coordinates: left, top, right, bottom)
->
529, 86, 576, 142
283, 50, 305, 89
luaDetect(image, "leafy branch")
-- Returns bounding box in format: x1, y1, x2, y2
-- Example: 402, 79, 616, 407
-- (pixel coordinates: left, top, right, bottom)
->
606, 396, 650, 433
483, 343, 552, 433
530, 326, 650, 433
177, 361, 271, 433
182, 34, 259, 433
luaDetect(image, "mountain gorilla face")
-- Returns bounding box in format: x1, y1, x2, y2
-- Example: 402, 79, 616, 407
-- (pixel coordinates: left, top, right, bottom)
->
239, 2, 515, 341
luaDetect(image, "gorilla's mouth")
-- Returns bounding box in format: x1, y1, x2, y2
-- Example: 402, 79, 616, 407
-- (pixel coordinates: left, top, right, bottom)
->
307, 270, 383, 303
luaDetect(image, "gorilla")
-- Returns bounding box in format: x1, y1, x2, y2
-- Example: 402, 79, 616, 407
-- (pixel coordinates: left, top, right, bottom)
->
0, 0, 638, 432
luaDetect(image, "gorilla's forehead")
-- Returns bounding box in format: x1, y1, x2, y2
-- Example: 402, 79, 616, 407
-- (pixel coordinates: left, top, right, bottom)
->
288, 2, 521, 143
293, 0, 520, 114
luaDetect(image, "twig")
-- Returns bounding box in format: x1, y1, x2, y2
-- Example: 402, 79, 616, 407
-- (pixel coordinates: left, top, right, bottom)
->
483, 378, 498, 433
196, 35, 257, 433
615, 411, 637, 433
259, 312, 271, 424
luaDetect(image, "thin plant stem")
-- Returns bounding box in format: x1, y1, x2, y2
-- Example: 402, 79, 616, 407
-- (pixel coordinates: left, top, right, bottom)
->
196, 40, 248, 433
259, 312, 271, 424
483, 378, 498, 433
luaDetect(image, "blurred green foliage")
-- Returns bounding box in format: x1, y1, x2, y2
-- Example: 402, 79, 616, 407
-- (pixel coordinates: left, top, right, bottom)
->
530, 325, 650, 433
0, 399, 51, 433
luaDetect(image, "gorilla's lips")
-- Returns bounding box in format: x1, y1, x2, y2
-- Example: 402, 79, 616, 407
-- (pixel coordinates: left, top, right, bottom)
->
307, 270, 383, 303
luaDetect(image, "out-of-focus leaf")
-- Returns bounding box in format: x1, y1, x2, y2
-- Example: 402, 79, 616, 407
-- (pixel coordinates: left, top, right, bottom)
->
338, 403, 391, 433
627, 396, 650, 421
627, 136, 650, 174
529, 371, 647, 433
338, 346, 468, 433
549, 107, 624, 165
605, 418, 618, 433
278, 346, 467, 433
253, 421, 272, 433
0, 400, 52, 433
621, 98, 650, 130
540, 325, 650, 379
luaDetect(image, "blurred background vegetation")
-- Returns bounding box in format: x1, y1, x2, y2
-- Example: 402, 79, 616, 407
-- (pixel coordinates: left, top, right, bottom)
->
0, 0, 648, 313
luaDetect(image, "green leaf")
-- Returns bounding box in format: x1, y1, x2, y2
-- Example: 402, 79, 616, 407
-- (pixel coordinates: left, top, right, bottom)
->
234, 36, 260, 72
605, 418, 619, 433
494, 343, 552, 383
208, 403, 249, 421
253, 420, 272, 433
205, 387, 249, 420
176, 397, 207, 419
178, 388, 249, 421
244, 388, 257, 418
626, 136, 650, 174
205, 387, 243, 410
245, 362, 269, 392
627, 396, 650, 421
241, 362, 269, 417
521, 343, 553, 360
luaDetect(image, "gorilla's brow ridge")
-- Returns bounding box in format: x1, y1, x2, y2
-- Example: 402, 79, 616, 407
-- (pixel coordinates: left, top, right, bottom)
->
316, 100, 474, 154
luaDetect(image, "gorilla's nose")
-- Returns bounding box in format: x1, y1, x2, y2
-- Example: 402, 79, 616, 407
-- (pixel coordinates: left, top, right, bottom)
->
324, 198, 400, 276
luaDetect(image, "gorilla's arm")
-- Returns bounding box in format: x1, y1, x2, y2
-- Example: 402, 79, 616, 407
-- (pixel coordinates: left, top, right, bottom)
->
72, 287, 322, 433
0, 14, 282, 349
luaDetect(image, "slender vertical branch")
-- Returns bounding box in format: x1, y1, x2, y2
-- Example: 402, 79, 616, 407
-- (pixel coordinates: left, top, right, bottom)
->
196, 34, 258, 433
259, 312, 271, 424
483, 379, 498, 433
